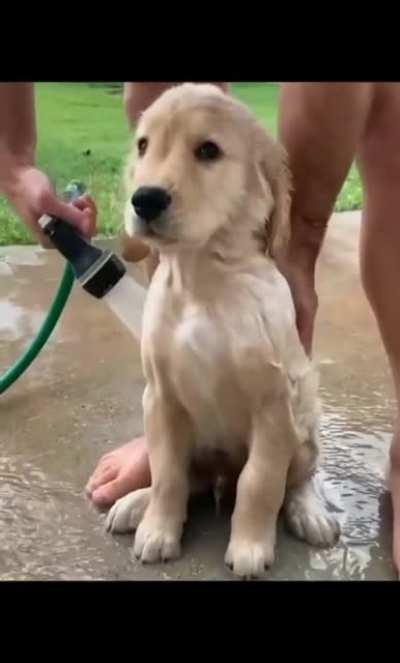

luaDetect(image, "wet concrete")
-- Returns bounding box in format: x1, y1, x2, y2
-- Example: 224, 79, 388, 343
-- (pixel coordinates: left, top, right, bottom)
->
0, 211, 397, 580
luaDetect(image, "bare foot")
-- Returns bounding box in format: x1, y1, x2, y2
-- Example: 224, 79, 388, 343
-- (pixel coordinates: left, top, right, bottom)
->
86, 437, 151, 509
390, 426, 400, 576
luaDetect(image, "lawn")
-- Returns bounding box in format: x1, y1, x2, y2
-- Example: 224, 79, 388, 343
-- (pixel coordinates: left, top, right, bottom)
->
0, 83, 363, 246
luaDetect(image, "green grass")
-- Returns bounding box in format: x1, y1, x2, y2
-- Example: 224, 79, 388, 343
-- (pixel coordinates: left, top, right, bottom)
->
0, 83, 363, 246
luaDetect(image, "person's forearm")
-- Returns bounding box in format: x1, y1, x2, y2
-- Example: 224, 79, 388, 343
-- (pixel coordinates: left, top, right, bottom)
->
0, 83, 36, 166
0, 83, 94, 242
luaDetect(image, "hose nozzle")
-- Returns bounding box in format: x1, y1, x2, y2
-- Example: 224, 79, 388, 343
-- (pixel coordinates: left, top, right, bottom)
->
38, 182, 126, 299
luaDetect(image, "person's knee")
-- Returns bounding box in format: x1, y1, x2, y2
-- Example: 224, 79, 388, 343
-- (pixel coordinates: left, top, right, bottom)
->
279, 83, 373, 151
359, 84, 400, 185
120, 230, 150, 263
279, 83, 373, 230
123, 83, 174, 127
123, 82, 229, 128
212, 82, 229, 93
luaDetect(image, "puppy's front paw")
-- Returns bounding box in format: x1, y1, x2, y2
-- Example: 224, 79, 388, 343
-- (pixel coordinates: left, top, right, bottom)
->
134, 516, 182, 563
225, 538, 275, 579
105, 488, 151, 534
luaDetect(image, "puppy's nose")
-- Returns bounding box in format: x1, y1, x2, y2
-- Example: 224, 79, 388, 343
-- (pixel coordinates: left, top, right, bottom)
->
131, 186, 171, 222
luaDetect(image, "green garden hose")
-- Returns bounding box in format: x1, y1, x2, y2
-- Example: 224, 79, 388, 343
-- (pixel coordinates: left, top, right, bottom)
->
0, 263, 75, 394
0, 181, 84, 395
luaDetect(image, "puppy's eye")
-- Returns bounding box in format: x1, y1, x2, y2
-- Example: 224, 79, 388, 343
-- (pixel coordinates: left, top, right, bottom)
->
195, 141, 222, 162
137, 137, 148, 157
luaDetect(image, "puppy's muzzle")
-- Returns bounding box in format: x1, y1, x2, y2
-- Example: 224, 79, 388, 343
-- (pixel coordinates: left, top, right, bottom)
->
131, 186, 171, 222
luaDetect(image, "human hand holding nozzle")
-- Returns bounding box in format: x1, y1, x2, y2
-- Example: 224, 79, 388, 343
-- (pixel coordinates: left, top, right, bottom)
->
39, 182, 127, 299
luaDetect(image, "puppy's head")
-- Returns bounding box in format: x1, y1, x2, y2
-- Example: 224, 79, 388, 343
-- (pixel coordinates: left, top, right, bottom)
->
124, 83, 290, 257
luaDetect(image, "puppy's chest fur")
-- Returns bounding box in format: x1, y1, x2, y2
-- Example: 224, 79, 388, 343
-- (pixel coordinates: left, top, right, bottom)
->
142, 256, 310, 456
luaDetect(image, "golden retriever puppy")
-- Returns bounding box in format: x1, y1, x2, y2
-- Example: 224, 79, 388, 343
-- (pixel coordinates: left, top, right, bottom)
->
106, 84, 340, 578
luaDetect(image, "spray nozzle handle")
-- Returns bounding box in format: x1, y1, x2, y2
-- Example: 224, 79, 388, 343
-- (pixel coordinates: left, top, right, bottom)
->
41, 216, 104, 280
38, 181, 126, 299
38, 180, 99, 278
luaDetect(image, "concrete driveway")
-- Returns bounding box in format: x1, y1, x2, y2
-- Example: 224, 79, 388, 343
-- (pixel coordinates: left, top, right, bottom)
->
0, 211, 396, 580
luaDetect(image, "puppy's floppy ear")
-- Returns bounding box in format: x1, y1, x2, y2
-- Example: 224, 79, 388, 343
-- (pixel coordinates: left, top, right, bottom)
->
255, 127, 292, 259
